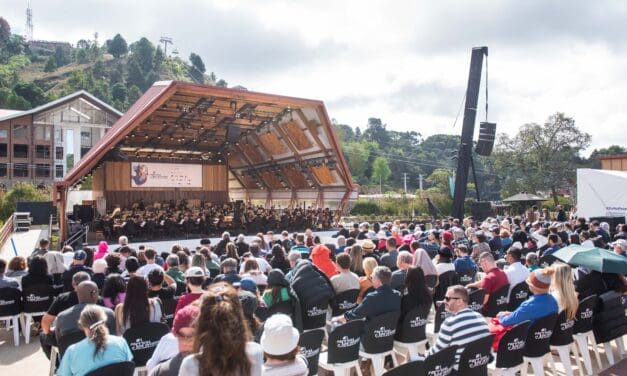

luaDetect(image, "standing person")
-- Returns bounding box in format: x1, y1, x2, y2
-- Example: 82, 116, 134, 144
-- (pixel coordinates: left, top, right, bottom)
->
466, 252, 508, 314
260, 314, 308, 376
179, 283, 263, 376
148, 304, 200, 376
423, 286, 489, 363
330, 253, 360, 294
115, 276, 163, 335
57, 305, 133, 376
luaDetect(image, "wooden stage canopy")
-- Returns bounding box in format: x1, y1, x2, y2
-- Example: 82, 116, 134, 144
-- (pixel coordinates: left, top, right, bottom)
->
53, 81, 358, 241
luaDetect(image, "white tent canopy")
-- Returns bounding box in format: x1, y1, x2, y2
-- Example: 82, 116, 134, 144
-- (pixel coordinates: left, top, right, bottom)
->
576, 169, 627, 221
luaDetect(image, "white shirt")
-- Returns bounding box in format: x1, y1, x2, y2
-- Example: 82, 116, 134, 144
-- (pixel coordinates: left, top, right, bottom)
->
504, 261, 530, 296
179, 342, 263, 376
62, 252, 74, 268
137, 263, 163, 277
239, 257, 272, 274
146, 333, 178, 371
436, 262, 456, 275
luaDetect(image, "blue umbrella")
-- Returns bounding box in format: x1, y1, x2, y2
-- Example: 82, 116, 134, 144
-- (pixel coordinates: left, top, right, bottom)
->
552, 244, 627, 274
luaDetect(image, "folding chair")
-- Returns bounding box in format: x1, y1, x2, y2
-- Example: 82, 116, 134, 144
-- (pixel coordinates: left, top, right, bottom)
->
522, 313, 558, 376
457, 268, 477, 286
0, 287, 22, 346
485, 283, 510, 318
21, 283, 55, 344
383, 345, 458, 376
457, 333, 495, 375
507, 282, 530, 312
298, 328, 325, 376
302, 299, 329, 330
318, 319, 365, 375
549, 310, 583, 376
123, 322, 169, 375
393, 303, 430, 360
468, 288, 486, 313
331, 289, 359, 317
488, 321, 530, 375
359, 311, 401, 375
85, 361, 135, 376
573, 294, 602, 375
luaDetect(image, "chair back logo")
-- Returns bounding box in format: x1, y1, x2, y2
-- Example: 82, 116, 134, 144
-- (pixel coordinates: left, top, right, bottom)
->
515, 290, 528, 300
336, 335, 359, 348
560, 319, 574, 331
26, 294, 49, 303
496, 296, 508, 305
469, 353, 490, 368
580, 308, 592, 320
507, 338, 525, 351
427, 364, 454, 376
0, 299, 16, 306
307, 306, 326, 317
338, 300, 357, 310
374, 326, 395, 338
410, 317, 427, 328
302, 347, 320, 358
130, 337, 160, 351
534, 328, 552, 340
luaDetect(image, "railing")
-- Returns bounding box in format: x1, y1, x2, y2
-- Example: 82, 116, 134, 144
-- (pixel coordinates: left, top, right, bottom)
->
63, 225, 89, 248
48, 214, 57, 239
0, 214, 15, 252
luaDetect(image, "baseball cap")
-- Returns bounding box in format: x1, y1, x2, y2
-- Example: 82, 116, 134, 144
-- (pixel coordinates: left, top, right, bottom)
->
234, 277, 257, 294
260, 314, 300, 356
172, 304, 200, 335
73, 250, 86, 261
185, 266, 205, 278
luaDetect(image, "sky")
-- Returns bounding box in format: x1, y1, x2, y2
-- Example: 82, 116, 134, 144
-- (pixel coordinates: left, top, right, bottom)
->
3, 0, 627, 153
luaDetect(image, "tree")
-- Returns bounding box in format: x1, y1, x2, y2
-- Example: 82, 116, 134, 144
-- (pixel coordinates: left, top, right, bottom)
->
363, 118, 391, 149
127, 85, 142, 106
130, 37, 155, 73
107, 33, 128, 58
44, 56, 57, 72
371, 156, 391, 189
0, 17, 10, 47
92, 59, 106, 78
76, 39, 91, 49
189, 53, 206, 73
425, 168, 454, 196
75, 48, 89, 64
13, 81, 45, 107
216, 79, 228, 87
0, 182, 49, 221
589, 145, 627, 158
493, 112, 591, 205
153, 46, 164, 72
111, 82, 127, 102
54, 46, 70, 66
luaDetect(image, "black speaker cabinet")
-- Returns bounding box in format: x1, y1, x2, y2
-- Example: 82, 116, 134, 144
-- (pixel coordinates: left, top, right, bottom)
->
471, 201, 494, 220
475, 122, 497, 156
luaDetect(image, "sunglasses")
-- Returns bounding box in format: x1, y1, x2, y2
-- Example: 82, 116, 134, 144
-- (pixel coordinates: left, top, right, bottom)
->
444, 296, 461, 302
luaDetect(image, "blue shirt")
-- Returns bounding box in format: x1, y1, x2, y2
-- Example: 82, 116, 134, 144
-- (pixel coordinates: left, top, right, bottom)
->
57, 335, 133, 376
453, 255, 476, 273
498, 293, 558, 327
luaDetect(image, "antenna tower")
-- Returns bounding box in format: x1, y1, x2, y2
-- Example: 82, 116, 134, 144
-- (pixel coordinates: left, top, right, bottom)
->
160, 36, 173, 55
25, 0, 33, 41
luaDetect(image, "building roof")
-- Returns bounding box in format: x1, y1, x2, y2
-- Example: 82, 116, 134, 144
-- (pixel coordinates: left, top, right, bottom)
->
0, 90, 122, 122
0, 109, 23, 117
57, 81, 355, 194
596, 154, 627, 160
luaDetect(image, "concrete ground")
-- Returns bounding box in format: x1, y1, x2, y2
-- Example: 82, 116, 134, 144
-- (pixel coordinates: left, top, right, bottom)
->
0, 227, 44, 259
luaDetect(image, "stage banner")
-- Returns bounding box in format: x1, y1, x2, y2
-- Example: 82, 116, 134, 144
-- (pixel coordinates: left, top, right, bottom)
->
131, 162, 202, 188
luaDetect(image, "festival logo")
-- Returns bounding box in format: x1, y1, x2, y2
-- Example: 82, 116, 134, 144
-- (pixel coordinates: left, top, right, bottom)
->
301, 347, 320, 358
534, 328, 552, 340
374, 326, 395, 338
410, 316, 427, 328
507, 338, 525, 351
427, 364, 454, 376
337, 336, 359, 348
338, 300, 357, 310
469, 353, 490, 368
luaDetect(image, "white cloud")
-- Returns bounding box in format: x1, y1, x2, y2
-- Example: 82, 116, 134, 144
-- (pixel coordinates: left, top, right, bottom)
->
3, 0, 627, 152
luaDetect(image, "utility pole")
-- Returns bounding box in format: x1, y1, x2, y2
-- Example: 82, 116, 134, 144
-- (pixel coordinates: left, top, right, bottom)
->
25, 0, 33, 42
160, 36, 173, 56
403, 173, 408, 194
419, 174, 424, 198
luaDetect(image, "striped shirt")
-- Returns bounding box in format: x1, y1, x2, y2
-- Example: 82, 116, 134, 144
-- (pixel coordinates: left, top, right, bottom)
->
427, 307, 489, 360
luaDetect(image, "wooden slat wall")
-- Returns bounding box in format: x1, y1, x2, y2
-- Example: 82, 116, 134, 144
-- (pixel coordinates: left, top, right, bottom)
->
240, 143, 264, 163
258, 132, 287, 154
310, 165, 336, 185
259, 171, 283, 190
92, 167, 105, 192
284, 121, 312, 150
203, 164, 228, 191
282, 166, 309, 188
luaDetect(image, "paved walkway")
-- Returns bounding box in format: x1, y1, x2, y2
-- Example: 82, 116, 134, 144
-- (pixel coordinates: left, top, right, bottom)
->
0, 227, 44, 259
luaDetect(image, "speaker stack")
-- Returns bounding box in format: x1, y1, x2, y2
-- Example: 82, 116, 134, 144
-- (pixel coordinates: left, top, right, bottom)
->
475, 122, 497, 156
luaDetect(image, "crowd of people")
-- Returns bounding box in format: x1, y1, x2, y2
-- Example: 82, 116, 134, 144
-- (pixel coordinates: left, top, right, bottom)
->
92, 200, 336, 241
0, 211, 626, 375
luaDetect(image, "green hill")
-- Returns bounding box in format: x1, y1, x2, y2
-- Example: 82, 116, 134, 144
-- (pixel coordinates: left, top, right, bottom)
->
0, 17, 224, 112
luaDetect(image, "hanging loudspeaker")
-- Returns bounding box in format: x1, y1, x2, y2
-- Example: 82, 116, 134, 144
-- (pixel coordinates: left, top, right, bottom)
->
475, 122, 496, 156
226, 125, 241, 143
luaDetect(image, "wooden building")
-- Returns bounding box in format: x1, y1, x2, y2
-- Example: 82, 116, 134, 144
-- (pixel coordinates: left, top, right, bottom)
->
54, 81, 357, 240
0, 91, 121, 187
597, 154, 627, 172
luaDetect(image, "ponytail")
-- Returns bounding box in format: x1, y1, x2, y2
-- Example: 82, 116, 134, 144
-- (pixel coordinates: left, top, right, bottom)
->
79, 305, 110, 358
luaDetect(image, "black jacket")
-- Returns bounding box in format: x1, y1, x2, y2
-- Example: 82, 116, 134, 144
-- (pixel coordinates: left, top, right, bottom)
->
290, 260, 335, 309
593, 290, 627, 343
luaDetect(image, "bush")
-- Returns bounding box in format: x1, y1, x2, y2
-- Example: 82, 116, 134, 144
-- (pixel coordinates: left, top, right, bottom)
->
0, 182, 50, 222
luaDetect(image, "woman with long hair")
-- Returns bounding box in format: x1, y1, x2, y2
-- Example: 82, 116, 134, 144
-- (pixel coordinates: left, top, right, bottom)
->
191, 254, 209, 276
261, 270, 291, 308
241, 259, 267, 287
348, 245, 364, 276
179, 282, 263, 376
401, 266, 433, 316
21, 256, 53, 290
102, 273, 126, 309
269, 244, 290, 274
357, 257, 379, 303
57, 305, 132, 376
221, 242, 239, 263
547, 263, 579, 321
115, 276, 162, 335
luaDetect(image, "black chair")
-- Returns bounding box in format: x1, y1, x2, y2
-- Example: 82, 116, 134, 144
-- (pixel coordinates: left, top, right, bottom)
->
490, 320, 530, 374
330, 289, 359, 316
264, 300, 295, 321
549, 310, 582, 376
523, 313, 558, 375
85, 361, 135, 376
123, 322, 170, 367
360, 311, 401, 375
538, 254, 556, 267
161, 297, 178, 328
298, 328, 325, 376
0, 287, 22, 346
394, 303, 430, 359
433, 270, 459, 303
57, 330, 86, 358
383, 345, 459, 376
21, 283, 55, 344
318, 319, 365, 375
425, 274, 438, 289
457, 268, 477, 286
485, 283, 510, 317
52, 273, 64, 296
301, 299, 328, 330
433, 301, 451, 334
507, 282, 530, 311
467, 288, 485, 313
456, 333, 495, 376
174, 281, 187, 297
573, 294, 602, 374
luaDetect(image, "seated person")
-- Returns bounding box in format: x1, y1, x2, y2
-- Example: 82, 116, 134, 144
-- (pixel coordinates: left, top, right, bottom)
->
330, 253, 360, 294
262, 270, 292, 308
147, 268, 177, 300
497, 269, 558, 326
466, 252, 508, 314
261, 314, 308, 376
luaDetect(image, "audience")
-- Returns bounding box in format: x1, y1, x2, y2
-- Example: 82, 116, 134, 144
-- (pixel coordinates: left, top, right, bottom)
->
260, 314, 308, 376
496, 268, 558, 326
